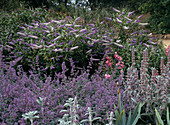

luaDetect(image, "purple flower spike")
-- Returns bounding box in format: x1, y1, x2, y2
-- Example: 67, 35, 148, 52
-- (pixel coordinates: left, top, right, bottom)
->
8, 42, 14, 45
70, 46, 78, 51
88, 24, 95, 27
79, 29, 87, 33
130, 43, 136, 46
74, 17, 81, 22
68, 41, 73, 45
100, 21, 105, 24
86, 49, 92, 53
143, 43, 150, 48
17, 32, 26, 37
128, 11, 135, 17
119, 12, 125, 17
90, 58, 100, 61
28, 35, 39, 39
20, 26, 26, 30
59, 42, 65, 45
58, 24, 65, 28
125, 16, 132, 21
135, 19, 142, 23
105, 17, 112, 21
116, 18, 122, 24
138, 15, 143, 19
112, 8, 120, 13
131, 31, 138, 35
41, 67, 48, 71
53, 35, 61, 42
113, 42, 124, 48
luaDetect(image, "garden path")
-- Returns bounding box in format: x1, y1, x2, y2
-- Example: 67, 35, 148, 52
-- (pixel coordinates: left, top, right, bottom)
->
158, 34, 170, 48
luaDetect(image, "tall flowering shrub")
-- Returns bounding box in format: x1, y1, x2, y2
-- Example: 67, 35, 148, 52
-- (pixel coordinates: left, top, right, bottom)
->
3, 16, 104, 78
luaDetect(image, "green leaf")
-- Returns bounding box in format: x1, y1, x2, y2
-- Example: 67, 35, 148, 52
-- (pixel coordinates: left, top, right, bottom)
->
131, 103, 140, 122
155, 108, 164, 125
114, 104, 119, 119
132, 103, 142, 125
126, 110, 132, 125
116, 110, 125, 125
167, 107, 170, 125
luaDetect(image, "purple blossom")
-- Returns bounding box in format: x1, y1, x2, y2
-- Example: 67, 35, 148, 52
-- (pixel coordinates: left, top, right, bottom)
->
119, 12, 125, 17
116, 18, 122, 24
70, 46, 78, 50
58, 24, 65, 28
135, 19, 142, 23
105, 17, 112, 21
68, 41, 73, 45
125, 16, 132, 21
59, 42, 65, 45
131, 31, 138, 35
74, 17, 81, 22
86, 49, 92, 53
128, 11, 135, 16
112, 8, 120, 13
139, 23, 149, 26
79, 29, 87, 33
28, 35, 39, 39
100, 21, 105, 24
138, 15, 143, 19
20, 27, 26, 30
88, 24, 95, 27
8, 42, 14, 45
17, 32, 26, 37
113, 42, 124, 48
53, 35, 61, 41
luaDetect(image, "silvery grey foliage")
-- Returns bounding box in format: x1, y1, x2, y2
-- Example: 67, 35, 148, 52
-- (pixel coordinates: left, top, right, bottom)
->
80, 107, 101, 125
58, 97, 80, 125
124, 48, 170, 115
22, 111, 39, 125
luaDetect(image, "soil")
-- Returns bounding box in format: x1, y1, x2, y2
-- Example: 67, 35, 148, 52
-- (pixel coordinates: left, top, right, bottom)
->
158, 34, 170, 48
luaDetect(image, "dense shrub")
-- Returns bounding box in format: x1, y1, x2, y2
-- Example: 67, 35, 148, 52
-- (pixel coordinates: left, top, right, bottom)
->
0, 7, 50, 45
128, 0, 170, 34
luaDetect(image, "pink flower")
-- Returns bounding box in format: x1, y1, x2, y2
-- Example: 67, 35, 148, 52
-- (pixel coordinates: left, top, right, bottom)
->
106, 61, 113, 67
118, 66, 122, 69
165, 46, 170, 55
106, 56, 111, 61
114, 52, 122, 61
120, 64, 125, 68
116, 62, 120, 66
106, 56, 113, 69
105, 74, 111, 79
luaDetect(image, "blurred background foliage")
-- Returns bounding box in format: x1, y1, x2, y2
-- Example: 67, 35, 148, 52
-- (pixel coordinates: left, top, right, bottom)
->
0, 0, 169, 34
